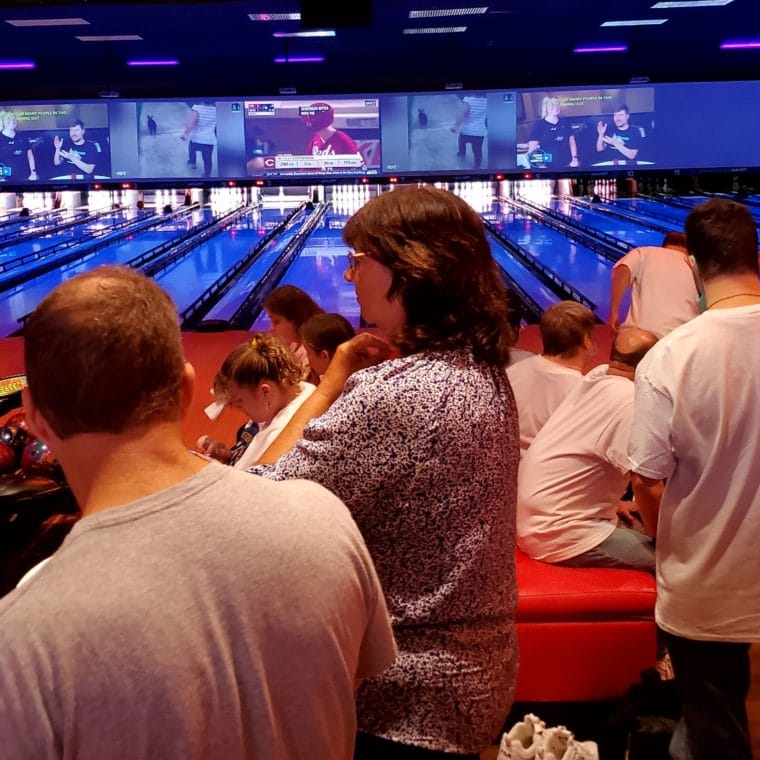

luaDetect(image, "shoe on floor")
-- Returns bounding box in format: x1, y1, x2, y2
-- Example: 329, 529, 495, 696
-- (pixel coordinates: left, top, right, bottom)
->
497, 713, 546, 759
540, 726, 598, 760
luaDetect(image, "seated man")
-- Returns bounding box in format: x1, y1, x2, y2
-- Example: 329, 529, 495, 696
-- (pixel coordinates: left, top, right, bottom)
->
0, 266, 396, 760
517, 328, 661, 573
607, 231, 700, 338
507, 300, 596, 453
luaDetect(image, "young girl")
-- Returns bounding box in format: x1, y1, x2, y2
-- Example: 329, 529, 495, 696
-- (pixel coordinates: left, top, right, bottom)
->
299, 312, 356, 379
262, 285, 324, 373
197, 333, 315, 469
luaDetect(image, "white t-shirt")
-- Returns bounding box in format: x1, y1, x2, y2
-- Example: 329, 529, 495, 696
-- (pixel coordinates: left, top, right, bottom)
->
517, 365, 633, 563
461, 96, 487, 137
507, 355, 583, 452
235, 381, 315, 470
629, 305, 760, 642
614, 245, 699, 338
190, 104, 216, 146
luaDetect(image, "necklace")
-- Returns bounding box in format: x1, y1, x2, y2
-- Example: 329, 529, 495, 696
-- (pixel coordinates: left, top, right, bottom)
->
706, 292, 760, 309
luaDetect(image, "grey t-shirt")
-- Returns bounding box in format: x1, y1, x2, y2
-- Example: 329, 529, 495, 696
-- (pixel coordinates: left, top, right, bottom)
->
0, 462, 396, 760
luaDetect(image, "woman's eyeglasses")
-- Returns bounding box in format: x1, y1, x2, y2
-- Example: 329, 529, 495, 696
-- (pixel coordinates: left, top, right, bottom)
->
346, 251, 367, 275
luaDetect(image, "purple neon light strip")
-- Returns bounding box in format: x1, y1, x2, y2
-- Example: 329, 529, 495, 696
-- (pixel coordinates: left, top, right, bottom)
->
273, 56, 325, 63
720, 40, 760, 49
574, 44, 627, 53
0, 60, 36, 70
127, 59, 179, 66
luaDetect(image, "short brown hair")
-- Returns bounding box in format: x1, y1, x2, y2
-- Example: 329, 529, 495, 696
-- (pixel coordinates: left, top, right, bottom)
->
299, 313, 355, 357
24, 266, 185, 439
540, 301, 596, 358
686, 199, 759, 280
214, 332, 302, 399
262, 285, 324, 329
342, 186, 511, 366
662, 231, 686, 249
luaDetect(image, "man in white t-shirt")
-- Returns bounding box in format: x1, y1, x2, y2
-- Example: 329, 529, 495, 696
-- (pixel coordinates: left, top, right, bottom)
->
517, 328, 661, 572
508, 300, 596, 453
607, 231, 700, 338
629, 198, 760, 760
0, 266, 396, 760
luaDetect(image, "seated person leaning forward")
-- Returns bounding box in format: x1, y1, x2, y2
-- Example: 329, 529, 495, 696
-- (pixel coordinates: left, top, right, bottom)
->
517, 328, 661, 573
507, 300, 596, 453
0, 265, 395, 760
251, 186, 521, 759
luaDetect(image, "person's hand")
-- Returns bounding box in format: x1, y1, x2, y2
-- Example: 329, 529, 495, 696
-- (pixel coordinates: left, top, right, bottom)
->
570, 158, 579, 168
180, 133, 188, 142
616, 500, 641, 527
53, 135, 62, 150
320, 333, 394, 398
59, 149, 73, 161
28, 170, 38, 180
608, 137, 624, 151
606, 316, 619, 333
196, 435, 231, 463
450, 126, 457, 133
597, 121, 608, 137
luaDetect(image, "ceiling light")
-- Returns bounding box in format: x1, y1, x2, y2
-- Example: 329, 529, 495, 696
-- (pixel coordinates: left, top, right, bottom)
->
721, 39, 760, 48
0, 60, 35, 69
127, 59, 179, 66
574, 44, 628, 53
249, 12, 301, 22
403, 26, 467, 34
273, 56, 325, 63
272, 30, 335, 38
409, 8, 487, 18
601, 19, 668, 26
5, 17, 88, 27
77, 35, 142, 42
651, 1, 732, 7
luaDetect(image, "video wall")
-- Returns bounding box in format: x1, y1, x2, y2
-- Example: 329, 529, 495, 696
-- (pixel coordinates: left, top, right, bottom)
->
0, 80, 758, 186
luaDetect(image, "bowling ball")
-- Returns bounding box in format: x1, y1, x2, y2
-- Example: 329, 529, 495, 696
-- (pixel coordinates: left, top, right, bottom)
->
0, 441, 17, 473
4, 410, 29, 432
21, 438, 64, 484
0, 424, 29, 457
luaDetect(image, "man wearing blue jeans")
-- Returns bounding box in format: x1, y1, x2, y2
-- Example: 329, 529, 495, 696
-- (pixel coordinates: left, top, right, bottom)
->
517, 327, 662, 573
629, 198, 760, 760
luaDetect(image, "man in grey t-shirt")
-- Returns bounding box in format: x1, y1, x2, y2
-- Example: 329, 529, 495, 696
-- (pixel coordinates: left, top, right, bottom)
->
0, 266, 396, 760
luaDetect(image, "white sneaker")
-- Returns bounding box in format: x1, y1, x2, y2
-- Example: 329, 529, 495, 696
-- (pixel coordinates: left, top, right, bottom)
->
540, 726, 599, 760
497, 713, 546, 759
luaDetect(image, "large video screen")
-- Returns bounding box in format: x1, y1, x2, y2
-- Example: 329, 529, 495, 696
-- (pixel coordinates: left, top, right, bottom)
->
380, 91, 517, 174
3, 80, 760, 187
243, 96, 380, 178
517, 87, 655, 171
0, 102, 110, 183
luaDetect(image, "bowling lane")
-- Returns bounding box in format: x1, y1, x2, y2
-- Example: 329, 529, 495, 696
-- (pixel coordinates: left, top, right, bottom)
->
201, 207, 309, 324
156, 207, 287, 313
0, 208, 215, 337
548, 199, 676, 247
489, 208, 613, 318
611, 198, 691, 226
251, 209, 360, 329
0, 209, 133, 266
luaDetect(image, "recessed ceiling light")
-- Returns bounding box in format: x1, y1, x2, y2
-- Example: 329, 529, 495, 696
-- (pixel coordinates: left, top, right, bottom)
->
403, 26, 467, 34
0, 60, 35, 69
272, 30, 335, 38
273, 56, 325, 63
77, 35, 143, 42
5, 17, 89, 27
127, 59, 179, 66
651, 0, 732, 8
601, 19, 668, 26
721, 39, 760, 48
409, 8, 487, 18
574, 44, 628, 53
249, 12, 301, 22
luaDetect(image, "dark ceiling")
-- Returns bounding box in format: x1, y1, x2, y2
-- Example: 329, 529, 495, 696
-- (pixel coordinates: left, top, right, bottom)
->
0, 0, 759, 101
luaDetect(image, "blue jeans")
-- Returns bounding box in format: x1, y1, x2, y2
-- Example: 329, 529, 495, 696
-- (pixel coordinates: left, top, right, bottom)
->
557, 525, 656, 573
666, 633, 752, 760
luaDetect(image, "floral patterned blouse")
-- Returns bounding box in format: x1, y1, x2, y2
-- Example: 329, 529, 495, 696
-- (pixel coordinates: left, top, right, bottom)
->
251, 348, 520, 754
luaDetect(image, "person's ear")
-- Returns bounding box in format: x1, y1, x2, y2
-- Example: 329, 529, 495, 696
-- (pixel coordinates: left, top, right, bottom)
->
179, 362, 196, 419
22, 386, 55, 442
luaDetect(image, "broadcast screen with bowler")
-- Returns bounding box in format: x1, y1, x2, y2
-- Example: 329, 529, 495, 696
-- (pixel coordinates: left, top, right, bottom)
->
243, 97, 381, 178
517, 87, 655, 171
0, 103, 111, 184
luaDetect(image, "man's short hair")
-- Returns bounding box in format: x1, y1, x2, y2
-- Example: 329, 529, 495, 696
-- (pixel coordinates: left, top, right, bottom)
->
616, 104, 630, 115
663, 231, 687, 249
685, 198, 758, 280
540, 301, 596, 358
71, 119, 85, 129
609, 328, 658, 369
24, 266, 185, 439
